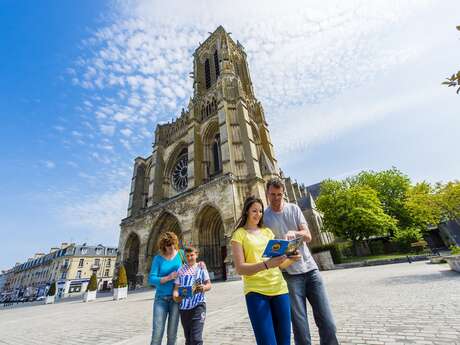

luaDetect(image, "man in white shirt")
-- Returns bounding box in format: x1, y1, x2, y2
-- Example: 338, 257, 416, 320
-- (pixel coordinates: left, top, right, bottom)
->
264, 178, 339, 345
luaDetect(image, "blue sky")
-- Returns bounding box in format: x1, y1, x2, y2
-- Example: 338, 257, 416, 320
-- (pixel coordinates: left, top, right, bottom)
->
1, 0, 459, 271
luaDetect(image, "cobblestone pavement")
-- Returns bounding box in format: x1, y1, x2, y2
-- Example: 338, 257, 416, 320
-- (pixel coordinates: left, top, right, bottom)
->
1, 261, 459, 345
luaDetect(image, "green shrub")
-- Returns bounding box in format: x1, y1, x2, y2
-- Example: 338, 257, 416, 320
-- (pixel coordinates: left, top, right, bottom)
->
390, 227, 423, 252
87, 273, 98, 292
369, 241, 385, 255
450, 245, 460, 255
310, 243, 343, 264
47, 282, 56, 296
117, 265, 128, 288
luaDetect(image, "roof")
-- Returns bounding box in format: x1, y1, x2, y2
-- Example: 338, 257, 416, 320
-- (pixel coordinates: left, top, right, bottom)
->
306, 182, 322, 200
298, 192, 317, 211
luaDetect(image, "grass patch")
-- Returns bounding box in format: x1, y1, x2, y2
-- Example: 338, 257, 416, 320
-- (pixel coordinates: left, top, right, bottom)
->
341, 253, 422, 264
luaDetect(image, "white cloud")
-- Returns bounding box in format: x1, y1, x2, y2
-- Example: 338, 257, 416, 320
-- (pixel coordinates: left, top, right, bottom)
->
60, 0, 460, 210
120, 128, 133, 137
113, 112, 130, 122
100, 124, 116, 136
59, 187, 130, 234
100, 144, 114, 151
43, 160, 56, 169
54, 125, 65, 132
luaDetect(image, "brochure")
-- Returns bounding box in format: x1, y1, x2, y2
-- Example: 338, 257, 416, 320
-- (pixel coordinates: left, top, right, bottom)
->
262, 236, 303, 257
179, 285, 193, 298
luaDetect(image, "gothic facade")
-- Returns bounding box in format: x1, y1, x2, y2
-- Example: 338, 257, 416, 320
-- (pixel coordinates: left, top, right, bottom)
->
117, 27, 332, 286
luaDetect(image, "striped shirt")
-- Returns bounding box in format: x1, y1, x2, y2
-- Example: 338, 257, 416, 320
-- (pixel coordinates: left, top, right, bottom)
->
175, 263, 210, 310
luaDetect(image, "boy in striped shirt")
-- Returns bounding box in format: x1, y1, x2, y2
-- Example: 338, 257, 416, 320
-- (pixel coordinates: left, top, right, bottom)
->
173, 246, 211, 345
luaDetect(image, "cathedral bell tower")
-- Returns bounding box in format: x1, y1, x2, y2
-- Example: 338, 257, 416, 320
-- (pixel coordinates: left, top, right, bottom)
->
187, 26, 280, 206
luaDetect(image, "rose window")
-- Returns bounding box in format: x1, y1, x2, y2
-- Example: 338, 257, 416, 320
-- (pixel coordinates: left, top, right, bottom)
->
171, 154, 188, 192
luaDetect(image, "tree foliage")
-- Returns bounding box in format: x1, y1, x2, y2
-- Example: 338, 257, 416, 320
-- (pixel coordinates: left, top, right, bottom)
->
47, 281, 56, 296
317, 181, 398, 242
442, 26, 460, 94
347, 167, 412, 228
404, 182, 441, 229
437, 181, 460, 221
317, 168, 460, 247
390, 227, 423, 252
87, 273, 98, 292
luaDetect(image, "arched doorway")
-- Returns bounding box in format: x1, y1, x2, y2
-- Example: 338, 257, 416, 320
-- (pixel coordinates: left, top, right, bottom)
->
123, 232, 140, 289
196, 206, 226, 280
145, 212, 182, 275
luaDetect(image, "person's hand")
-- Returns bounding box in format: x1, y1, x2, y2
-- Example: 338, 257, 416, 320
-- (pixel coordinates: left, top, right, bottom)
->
173, 293, 182, 303
198, 261, 207, 269
285, 231, 298, 240
194, 284, 205, 293
168, 272, 178, 281
267, 255, 287, 268
287, 251, 302, 262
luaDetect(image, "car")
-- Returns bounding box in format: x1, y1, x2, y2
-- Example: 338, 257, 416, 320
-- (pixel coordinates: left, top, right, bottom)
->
36, 296, 45, 301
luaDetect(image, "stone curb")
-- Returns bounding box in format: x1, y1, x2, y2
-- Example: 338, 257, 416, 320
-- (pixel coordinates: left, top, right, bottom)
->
334, 254, 429, 270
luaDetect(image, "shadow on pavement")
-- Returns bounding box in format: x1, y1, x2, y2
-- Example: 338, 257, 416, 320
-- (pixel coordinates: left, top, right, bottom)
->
379, 269, 460, 285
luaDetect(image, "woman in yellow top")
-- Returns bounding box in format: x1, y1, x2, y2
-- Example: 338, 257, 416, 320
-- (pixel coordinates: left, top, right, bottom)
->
231, 196, 299, 345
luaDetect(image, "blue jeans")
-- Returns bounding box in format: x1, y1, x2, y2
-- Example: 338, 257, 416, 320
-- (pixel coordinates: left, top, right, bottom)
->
245, 292, 291, 345
283, 270, 338, 345
151, 295, 180, 345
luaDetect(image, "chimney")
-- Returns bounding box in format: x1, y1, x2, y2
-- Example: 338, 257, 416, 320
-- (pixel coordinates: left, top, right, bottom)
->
60, 242, 69, 249
34, 253, 45, 259
50, 247, 59, 253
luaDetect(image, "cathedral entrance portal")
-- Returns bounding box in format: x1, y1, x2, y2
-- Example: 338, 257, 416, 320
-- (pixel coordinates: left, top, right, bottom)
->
123, 232, 140, 289
196, 206, 226, 281
146, 212, 182, 275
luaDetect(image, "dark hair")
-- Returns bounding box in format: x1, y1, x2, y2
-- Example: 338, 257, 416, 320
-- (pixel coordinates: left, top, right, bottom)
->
266, 177, 285, 192
234, 196, 264, 230
184, 245, 199, 254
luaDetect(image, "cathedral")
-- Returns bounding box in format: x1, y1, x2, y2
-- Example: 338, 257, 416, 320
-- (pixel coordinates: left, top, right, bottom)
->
117, 26, 333, 286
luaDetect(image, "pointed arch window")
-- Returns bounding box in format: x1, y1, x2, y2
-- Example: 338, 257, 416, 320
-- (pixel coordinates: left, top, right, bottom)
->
205, 58, 211, 89
214, 50, 220, 79
212, 133, 222, 175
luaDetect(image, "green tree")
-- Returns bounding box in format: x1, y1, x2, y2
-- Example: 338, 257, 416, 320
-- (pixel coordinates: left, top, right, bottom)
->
47, 282, 56, 296
347, 167, 412, 228
87, 273, 98, 292
317, 181, 398, 245
390, 227, 424, 252
437, 181, 460, 221
404, 182, 441, 229
442, 26, 460, 94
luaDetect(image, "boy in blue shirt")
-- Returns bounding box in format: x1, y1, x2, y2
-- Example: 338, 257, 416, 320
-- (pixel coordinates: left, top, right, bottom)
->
173, 246, 211, 345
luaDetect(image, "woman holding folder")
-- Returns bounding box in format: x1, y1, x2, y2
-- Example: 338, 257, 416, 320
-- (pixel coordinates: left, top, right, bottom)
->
231, 196, 300, 345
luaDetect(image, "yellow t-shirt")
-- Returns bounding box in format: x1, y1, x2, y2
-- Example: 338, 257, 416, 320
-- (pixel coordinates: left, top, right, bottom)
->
231, 227, 288, 296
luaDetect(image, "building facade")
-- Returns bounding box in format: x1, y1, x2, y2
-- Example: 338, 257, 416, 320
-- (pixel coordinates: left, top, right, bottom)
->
117, 27, 333, 286
3, 243, 117, 299
0, 270, 10, 299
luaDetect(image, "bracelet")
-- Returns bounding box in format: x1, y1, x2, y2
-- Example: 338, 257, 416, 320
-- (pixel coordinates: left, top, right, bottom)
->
263, 261, 269, 270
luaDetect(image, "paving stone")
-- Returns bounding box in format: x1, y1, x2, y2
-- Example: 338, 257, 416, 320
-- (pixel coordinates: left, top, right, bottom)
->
0, 262, 459, 344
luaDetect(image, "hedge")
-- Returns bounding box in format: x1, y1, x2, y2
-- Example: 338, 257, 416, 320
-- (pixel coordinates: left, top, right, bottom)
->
310, 243, 343, 264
